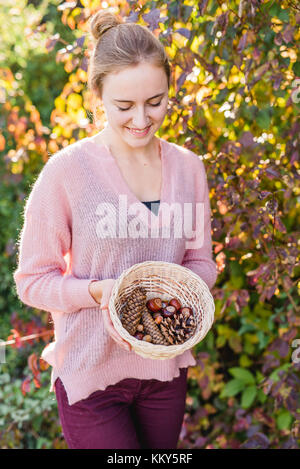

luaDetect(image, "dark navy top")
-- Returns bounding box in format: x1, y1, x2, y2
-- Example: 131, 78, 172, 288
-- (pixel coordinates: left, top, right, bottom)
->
141, 199, 160, 215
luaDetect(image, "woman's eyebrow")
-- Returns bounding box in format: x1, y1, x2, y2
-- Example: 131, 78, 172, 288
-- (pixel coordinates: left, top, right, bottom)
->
113, 92, 165, 103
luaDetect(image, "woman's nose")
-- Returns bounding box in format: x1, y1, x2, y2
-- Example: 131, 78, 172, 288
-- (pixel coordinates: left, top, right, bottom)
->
131, 108, 151, 129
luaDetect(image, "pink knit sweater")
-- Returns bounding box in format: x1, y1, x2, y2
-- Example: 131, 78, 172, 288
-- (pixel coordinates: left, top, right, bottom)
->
13, 134, 217, 405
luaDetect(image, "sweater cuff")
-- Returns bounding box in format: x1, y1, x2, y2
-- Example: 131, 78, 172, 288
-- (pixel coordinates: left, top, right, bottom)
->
65, 276, 100, 310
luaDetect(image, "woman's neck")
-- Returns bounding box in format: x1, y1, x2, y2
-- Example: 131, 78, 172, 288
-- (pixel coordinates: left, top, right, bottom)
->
95, 128, 160, 165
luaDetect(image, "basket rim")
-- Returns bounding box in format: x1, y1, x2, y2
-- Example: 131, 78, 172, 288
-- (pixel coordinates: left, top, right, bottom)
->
113, 260, 213, 290
108, 260, 215, 356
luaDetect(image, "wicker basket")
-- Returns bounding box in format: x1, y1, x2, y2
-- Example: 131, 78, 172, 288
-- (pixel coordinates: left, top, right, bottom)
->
108, 261, 215, 359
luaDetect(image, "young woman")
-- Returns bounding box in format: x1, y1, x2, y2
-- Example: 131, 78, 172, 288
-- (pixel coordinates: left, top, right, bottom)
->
13, 10, 217, 449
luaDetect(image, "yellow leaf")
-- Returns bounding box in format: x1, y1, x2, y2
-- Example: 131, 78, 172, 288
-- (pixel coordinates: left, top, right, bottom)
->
55, 96, 65, 112
67, 93, 82, 109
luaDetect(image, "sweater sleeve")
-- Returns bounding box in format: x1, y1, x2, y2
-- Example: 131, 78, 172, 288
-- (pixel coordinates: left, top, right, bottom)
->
13, 152, 100, 314
181, 157, 218, 292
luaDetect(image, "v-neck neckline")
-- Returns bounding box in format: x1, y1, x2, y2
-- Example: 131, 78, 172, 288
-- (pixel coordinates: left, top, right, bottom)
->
86, 134, 169, 230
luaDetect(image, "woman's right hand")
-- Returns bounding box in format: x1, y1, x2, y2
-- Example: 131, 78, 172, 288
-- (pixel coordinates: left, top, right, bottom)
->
89, 279, 132, 352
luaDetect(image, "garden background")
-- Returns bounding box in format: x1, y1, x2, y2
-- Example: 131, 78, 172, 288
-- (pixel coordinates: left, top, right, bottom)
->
0, 0, 299, 449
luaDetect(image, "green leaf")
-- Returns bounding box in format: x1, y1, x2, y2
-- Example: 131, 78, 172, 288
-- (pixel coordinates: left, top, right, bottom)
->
220, 379, 245, 398
36, 437, 50, 449
229, 260, 244, 288
240, 104, 257, 121
269, 363, 291, 382
257, 388, 268, 404
293, 61, 300, 77
278, 9, 289, 22
215, 87, 229, 104
216, 335, 226, 348
256, 108, 271, 129
239, 354, 253, 367
228, 335, 242, 353
228, 367, 256, 384
277, 411, 292, 430
238, 323, 256, 335
257, 331, 270, 350
268, 3, 289, 21
241, 386, 257, 408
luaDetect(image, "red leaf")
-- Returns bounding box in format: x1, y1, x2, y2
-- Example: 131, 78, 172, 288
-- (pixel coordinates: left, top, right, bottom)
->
237, 32, 248, 53
21, 377, 31, 396
265, 284, 277, 300
282, 25, 295, 44
258, 191, 272, 200
274, 217, 287, 233
10, 328, 22, 349
265, 167, 279, 179
290, 151, 298, 165
45, 33, 59, 52
199, 0, 209, 16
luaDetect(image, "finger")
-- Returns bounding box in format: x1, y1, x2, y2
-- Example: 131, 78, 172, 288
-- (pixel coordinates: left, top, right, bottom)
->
101, 308, 131, 350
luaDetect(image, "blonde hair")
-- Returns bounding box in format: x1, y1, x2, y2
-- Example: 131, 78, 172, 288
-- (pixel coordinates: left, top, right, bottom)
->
87, 9, 171, 105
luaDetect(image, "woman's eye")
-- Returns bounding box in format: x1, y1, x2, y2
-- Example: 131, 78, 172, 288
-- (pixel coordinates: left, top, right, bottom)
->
151, 101, 162, 107
118, 101, 162, 112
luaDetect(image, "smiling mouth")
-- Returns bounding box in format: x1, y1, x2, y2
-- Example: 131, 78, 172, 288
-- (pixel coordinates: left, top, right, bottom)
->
127, 125, 151, 131
125, 125, 152, 136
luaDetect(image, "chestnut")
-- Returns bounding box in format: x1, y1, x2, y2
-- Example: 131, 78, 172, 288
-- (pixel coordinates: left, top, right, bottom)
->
146, 298, 162, 313
143, 335, 152, 342
178, 307, 193, 317
134, 332, 144, 340
168, 298, 181, 311
161, 305, 176, 318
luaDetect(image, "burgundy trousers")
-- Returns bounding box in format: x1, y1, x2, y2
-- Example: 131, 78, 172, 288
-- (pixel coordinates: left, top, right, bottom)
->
54, 367, 188, 449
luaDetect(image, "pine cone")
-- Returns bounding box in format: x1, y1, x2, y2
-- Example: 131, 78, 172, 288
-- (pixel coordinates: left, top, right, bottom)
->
120, 287, 147, 336
160, 311, 196, 345
141, 307, 169, 345
160, 317, 176, 345
176, 311, 196, 343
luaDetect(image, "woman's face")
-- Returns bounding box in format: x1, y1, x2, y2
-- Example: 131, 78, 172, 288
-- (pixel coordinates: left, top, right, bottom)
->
101, 62, 169, 148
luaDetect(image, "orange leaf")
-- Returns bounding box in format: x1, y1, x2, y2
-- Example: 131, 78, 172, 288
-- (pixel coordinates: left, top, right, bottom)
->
39, 357, 50, 371
28, 353, 39, 375
33, 375, 41, 389
0, 134, 5, 151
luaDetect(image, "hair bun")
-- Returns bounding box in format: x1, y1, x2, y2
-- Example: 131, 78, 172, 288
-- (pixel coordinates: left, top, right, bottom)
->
89, 10, 123, 42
